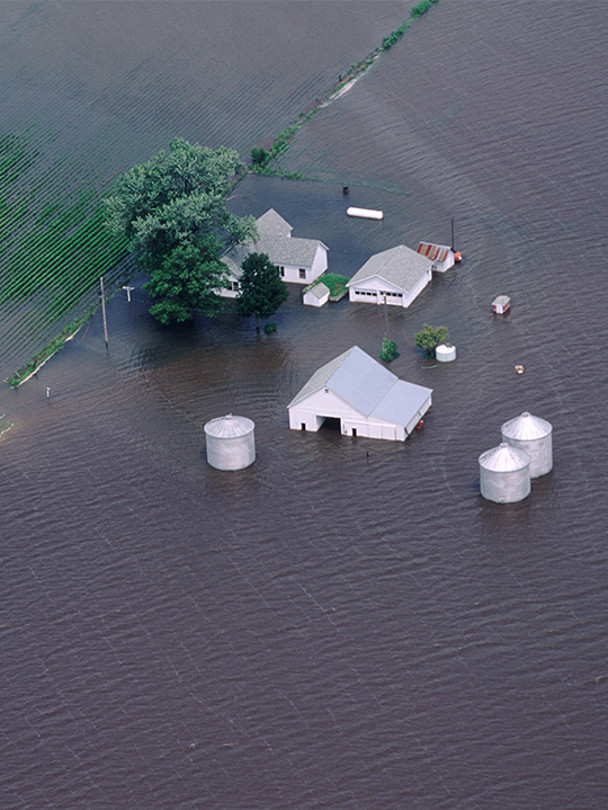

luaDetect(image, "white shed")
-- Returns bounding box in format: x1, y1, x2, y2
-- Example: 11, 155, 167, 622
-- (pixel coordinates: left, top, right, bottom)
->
416, 242, 456, 273
346, 245, 432, 308
303, 281, 330, 307
287, 346, 432, 441
492, 295, 511, 314
221, 208, 329, 297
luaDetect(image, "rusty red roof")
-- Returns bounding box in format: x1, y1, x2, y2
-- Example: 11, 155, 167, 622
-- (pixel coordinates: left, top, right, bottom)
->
416, 242, 452, 262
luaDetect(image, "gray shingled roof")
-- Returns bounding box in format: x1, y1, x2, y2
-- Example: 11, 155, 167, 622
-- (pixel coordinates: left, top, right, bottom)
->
288, 346, 432, 427
347, 245, 432, 292
306, 281, 330, 300
223, 208, 326, 278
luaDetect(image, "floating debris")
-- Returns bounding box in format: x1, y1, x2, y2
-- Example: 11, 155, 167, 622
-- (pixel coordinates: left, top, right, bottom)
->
346, 206, 384, 220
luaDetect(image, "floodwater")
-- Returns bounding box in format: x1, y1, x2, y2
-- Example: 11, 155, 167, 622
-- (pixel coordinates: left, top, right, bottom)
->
1, 2, 608, 808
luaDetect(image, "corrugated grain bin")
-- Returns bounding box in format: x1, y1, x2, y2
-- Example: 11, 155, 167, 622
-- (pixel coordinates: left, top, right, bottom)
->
501, 411, 553, 478
204, 414, 256, 471
479, 442, 531, 503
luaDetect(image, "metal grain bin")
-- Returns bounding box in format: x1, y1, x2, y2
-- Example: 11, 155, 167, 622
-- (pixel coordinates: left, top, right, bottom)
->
478, 442, 531, 503
204, 414, 255, 471
501, 411, 553, 478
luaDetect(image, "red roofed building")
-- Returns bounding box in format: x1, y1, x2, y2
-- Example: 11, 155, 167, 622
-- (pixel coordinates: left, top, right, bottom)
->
416, 242, 456, 273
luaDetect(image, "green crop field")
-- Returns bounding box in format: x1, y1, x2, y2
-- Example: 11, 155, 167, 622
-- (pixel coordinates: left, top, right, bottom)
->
0, 128, 128, 384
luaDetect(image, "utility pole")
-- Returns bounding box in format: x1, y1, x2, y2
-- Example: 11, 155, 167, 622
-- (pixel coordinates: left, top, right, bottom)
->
100, 276, 109, 349
383, 293, 389, 338
122, 285, 134, 303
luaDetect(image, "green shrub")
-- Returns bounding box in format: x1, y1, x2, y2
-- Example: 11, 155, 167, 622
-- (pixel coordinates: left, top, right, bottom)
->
411, 0, 433, 18
264, 322, 277, 334
414, 323, 449, 357
250, 146, 270, 168
380, 338, 400, 362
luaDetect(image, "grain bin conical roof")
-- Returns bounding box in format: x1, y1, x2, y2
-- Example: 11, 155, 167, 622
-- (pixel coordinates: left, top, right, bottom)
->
478, 442, 530, 472
501, 411, 552, 441
204, 413, 254, 438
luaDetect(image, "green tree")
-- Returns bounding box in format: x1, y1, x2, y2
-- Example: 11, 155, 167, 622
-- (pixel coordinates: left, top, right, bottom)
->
414, 323, 449, 357
104, 139, 256, 322
147, 235, 229, 325
237, 253, 289, 331
380, 338, 400, 362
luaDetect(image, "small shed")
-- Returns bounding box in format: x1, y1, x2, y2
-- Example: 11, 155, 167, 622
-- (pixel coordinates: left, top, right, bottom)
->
347, 245, 432, 308
492, 295, 511, 314
287, 346, 432, 441
416, 242, 455, 273
303, 281, 330, 308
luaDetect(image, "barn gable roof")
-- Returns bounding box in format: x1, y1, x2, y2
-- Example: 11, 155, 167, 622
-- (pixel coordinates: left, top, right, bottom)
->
347, 245, 431, 293
288, 346, 432, 426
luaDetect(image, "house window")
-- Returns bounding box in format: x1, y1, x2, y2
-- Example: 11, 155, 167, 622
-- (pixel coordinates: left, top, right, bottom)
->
299, 268, 307, 280
231, 281, 240, 292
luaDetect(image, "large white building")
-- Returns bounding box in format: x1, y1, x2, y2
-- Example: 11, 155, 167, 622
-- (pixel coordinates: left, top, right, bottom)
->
220, 208, 329, 298
287, 346, 433, 441
346, 245, 432, 308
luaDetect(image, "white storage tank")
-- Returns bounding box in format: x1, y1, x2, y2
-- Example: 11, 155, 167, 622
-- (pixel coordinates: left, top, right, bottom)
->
501, 411, 553, 478
204, 413, 255, 471
436, 343, 456, 362
478, 442, 531, 503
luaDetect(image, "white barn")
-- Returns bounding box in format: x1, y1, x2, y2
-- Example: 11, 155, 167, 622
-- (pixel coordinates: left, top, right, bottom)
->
416, 242, 456, 273
346, 245, 432, 308
287, 346, 433, 441
220, 208, 329, 298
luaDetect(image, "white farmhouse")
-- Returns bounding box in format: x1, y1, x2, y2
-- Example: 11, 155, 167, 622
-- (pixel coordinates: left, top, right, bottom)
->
220, 208, 329, 298
346, 245, 432, 308
416, 241, 456, 273
287, 345, 432, 441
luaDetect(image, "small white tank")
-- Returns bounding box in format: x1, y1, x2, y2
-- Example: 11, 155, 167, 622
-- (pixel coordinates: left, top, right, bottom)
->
436, 343, 456, 362
204, 413, 255, 470
478, 442, 531, 503
501, 411, 553, 478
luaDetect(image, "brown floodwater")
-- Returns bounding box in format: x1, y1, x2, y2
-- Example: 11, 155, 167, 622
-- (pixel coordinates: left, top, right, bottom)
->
1, 2, 607, 808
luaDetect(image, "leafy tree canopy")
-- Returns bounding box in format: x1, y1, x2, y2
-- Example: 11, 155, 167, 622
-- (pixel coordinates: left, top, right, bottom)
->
414, 323, 449, 356
147, 235, 229, 325
237, 252, 289, 329
104, 139, 257, 323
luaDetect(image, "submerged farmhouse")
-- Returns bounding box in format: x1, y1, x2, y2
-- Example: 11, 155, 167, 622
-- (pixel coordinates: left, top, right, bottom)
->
220, 208, 328, 297
346, 245, 432, 308
287, 346, 433, 441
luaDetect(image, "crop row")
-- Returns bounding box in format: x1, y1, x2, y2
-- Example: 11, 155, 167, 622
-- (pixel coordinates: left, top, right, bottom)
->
0, 126, 130, 374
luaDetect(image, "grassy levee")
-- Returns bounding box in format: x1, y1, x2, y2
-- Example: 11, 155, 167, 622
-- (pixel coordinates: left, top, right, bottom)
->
0, 130, 128, 384
250, 0, 440, 178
